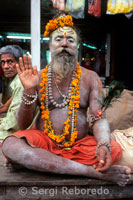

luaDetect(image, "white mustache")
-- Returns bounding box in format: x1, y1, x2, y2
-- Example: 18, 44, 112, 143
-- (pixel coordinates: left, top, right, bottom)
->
54, 47, 75, 56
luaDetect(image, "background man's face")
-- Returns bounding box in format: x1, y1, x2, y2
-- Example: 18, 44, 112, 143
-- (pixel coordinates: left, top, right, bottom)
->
0, 54, 17, 78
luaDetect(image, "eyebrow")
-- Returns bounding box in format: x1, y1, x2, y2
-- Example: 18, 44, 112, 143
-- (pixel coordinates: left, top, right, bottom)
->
1, 59, 13, 62
55, 35, 75, 40
0, 59, 14, 64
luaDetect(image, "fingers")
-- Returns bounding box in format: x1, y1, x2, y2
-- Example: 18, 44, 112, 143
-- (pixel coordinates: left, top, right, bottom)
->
18, 57, 25, 72
96, 155, 112, 172
32, 65, 38, 75
96, 160, 105, 170
16, 63, 22, 75
23, 55, 32, 70
23, 55, 29, 70
27, 55, 32, 69
18, 55, 32, 72
17, 55, 38, 78
96, 146, 112, 172
97, 147, 106, 164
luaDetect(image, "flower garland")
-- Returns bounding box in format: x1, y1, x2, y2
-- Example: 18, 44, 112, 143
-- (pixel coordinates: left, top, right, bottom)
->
40, 63, 82, 147
44, 15, 74, 37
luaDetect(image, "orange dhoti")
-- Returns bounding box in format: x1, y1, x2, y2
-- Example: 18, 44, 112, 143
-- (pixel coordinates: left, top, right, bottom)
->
3, 129, 122, 166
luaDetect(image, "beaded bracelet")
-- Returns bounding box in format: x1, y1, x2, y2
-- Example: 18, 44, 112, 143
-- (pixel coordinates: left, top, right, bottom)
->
23, 92, 37, 98
96, 141, 111, 158
87, 110, 105, 128
21, 90, 38, 105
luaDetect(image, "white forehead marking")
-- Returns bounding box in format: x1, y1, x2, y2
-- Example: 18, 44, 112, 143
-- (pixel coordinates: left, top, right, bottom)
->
52, 26, 77, 41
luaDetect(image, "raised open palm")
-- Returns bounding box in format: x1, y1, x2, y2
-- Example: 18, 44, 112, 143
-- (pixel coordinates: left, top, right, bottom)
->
16, 55, 39, 89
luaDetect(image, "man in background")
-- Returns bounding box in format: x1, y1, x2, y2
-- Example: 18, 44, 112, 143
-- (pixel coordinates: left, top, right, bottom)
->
0, 65, 4, 105
0, 45, 23, 143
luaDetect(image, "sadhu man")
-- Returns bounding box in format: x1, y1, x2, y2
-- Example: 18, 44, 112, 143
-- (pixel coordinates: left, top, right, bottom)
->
2, 13, 131, 186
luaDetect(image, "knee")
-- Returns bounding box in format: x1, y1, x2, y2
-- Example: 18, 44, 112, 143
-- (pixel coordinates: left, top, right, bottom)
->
2, 136, 18, 158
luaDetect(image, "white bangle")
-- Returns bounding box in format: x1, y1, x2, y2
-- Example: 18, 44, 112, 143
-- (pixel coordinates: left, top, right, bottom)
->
21, 90, 38, 105
23, 92, 37, 98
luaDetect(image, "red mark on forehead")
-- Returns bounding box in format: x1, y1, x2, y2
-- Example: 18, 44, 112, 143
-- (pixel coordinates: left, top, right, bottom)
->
64, 32, 67, 36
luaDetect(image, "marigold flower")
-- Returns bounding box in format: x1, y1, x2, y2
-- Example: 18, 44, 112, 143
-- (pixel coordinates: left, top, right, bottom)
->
44, 15, 74, 37
40, 63, 81, 147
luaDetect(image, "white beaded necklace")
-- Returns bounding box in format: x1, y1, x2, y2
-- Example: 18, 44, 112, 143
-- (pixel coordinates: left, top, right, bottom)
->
48, 65, 75, 108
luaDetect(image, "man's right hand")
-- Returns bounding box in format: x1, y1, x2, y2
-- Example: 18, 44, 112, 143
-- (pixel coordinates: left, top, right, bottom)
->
16, 55, 39, 90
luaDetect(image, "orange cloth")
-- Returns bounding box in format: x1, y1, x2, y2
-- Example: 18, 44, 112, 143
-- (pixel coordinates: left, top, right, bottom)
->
6, 129, 122, 165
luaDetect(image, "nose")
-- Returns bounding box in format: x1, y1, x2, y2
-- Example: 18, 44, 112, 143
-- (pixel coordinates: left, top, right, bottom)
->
61, 38, 68, 47
3, 62, 9, 69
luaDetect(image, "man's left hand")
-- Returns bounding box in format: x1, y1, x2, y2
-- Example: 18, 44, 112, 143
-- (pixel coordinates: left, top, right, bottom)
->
94, 146, 112, 172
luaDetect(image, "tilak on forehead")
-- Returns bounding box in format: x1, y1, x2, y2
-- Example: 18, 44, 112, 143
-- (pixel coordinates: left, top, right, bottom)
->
51, 26, 77, 41
44, 14, 74, 37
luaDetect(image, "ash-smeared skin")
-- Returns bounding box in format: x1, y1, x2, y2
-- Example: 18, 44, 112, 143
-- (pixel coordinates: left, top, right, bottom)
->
2, 137, 131, 187
2, 25, 131, 187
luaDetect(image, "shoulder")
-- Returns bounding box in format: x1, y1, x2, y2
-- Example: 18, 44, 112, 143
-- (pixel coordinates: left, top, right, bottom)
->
81, 66, 101, 86
10, 75, 23, 90
81, 66, 99, 77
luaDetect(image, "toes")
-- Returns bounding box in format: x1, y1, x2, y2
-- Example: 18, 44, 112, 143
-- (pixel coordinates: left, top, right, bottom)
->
121, 174, 130, 179
118, 174, 131, 186
119, 166, 131, 174
126, 168, 131, 174
118, 181, 127, 187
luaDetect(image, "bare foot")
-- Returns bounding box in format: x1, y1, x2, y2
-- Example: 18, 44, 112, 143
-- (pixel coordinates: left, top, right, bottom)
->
90, 165, 131, 187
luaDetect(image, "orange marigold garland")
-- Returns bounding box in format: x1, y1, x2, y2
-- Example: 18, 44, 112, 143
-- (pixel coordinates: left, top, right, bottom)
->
44, 15, 74, 37
40, 63, 82, 147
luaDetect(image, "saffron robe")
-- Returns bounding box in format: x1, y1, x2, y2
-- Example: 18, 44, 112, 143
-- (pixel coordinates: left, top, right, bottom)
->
3, 128, 122, 166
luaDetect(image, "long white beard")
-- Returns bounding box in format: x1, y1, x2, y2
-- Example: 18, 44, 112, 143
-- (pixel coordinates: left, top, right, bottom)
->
51, 47, 78, 81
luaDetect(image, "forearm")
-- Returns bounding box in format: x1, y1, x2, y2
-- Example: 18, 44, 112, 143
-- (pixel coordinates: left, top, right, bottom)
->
93, 118, 110, 144
17, 88, 38, 129
0, 106, 8, 113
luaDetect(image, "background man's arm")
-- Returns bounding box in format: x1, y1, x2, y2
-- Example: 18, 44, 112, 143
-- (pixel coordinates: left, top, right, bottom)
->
0, 96, 13, 114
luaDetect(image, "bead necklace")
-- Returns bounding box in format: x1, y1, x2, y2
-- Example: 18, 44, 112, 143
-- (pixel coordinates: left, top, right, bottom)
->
52, 68, 76, 108
40, 62, 82, 147
48, 65, 73, 108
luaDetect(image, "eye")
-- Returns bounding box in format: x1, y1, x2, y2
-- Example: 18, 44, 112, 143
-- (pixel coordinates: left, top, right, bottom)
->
67, 38, 74, 43
55, 36, 62, 41
0, 61, 5, 66
8, 60, 13, 65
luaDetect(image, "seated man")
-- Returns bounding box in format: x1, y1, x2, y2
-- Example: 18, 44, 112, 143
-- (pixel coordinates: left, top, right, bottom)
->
0, 45, 23, 143
2, 13, 131, 186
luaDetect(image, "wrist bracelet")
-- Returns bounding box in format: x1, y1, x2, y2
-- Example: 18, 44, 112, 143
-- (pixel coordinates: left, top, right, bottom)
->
87, 110, 105, 127
23, 92, 37, 98
96, 141, 111, 158
21, 90, 38, 105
